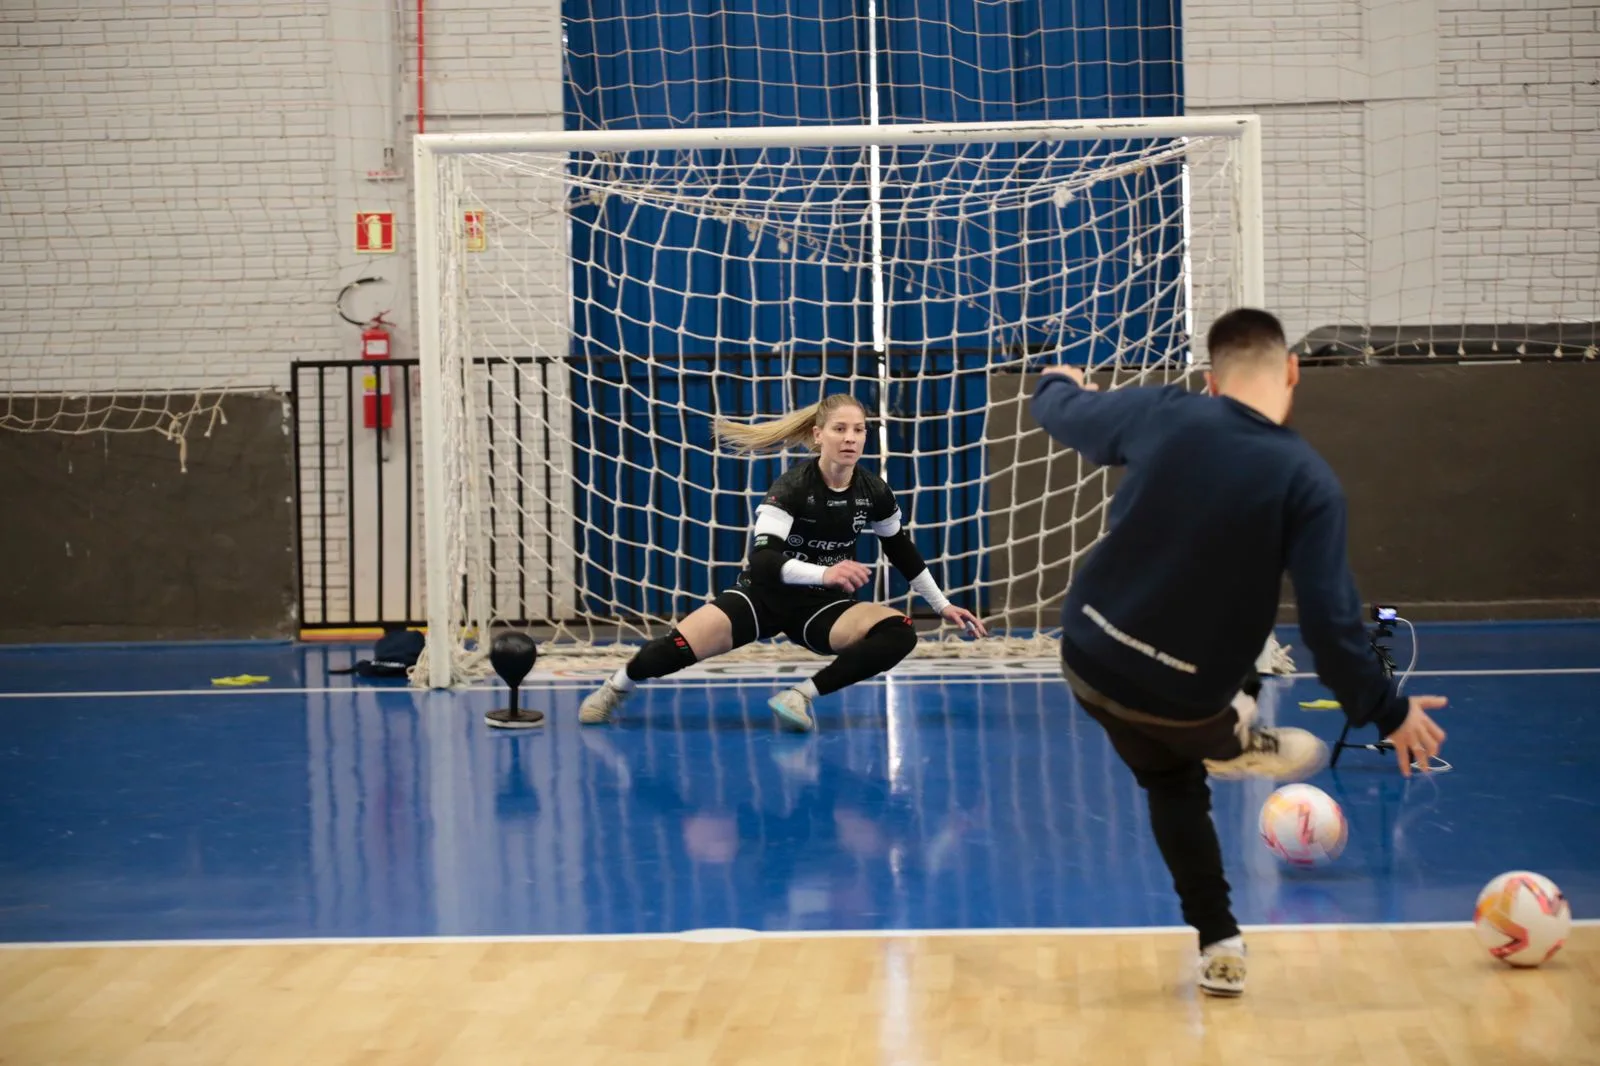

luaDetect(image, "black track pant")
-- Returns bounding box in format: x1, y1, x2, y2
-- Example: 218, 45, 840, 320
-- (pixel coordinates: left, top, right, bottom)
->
1062, 659, 1247, 948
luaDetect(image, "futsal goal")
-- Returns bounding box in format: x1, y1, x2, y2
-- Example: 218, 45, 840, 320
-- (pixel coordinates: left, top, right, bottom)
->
411, 116, 1265, 687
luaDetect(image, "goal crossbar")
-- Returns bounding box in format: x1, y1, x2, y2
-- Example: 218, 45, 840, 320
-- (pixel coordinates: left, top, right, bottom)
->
413, 114, 1262, 157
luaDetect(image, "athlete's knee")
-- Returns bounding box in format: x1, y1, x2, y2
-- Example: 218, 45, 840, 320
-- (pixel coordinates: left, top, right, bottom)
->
626, 628, 700, 682
811, 615, 917, 697
870, 614, 918, 662
838, 614, 915, 668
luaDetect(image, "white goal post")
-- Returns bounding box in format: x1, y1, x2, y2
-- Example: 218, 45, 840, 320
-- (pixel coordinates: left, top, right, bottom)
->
412, 115, 1265, 688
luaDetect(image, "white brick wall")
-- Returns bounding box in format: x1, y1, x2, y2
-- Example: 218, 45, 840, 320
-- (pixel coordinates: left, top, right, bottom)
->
1, 0, 567, 628
414, 0, 566, 122
0, 3, 339, 395
1254, 106, 1370, 347
1186, 0, 1599, 347
1435, 0, 1600, 325
1188, 0, 1364, 63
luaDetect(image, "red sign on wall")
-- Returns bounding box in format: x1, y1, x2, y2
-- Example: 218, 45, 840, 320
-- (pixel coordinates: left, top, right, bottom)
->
464, 210, 487, 253
355, 211, 395, 254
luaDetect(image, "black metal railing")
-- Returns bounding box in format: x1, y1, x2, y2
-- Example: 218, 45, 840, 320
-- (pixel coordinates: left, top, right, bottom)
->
290, 356, 569, 631
479, 355, 564, 628
291, 359, 421, 629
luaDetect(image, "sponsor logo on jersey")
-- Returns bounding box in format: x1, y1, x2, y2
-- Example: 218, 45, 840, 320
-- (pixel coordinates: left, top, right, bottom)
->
826, 498, 848, 507
796, 537, 857, 554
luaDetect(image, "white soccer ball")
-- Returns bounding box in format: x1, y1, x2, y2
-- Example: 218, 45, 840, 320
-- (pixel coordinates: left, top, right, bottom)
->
1258, 783, 1347, 867
1473, 871, 1572, 967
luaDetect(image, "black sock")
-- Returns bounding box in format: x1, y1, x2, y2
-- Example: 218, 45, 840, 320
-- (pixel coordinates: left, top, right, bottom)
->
625, 629, 699, 682
811, 616, 917, 696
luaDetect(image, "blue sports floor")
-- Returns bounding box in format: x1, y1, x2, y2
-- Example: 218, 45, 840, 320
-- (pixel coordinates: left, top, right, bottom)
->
0, 621, 1595, 944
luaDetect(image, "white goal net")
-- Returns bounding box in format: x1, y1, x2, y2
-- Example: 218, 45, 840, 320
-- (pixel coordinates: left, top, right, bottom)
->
412, 117, 1264, 686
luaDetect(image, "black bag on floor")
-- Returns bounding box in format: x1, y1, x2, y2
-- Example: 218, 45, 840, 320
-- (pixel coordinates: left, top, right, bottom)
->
330, 629, 425, 678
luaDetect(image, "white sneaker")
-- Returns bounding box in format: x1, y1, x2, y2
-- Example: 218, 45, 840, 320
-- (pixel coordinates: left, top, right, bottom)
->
1205, 727, 1328, 781
1198, 936, 1247, 997
768, 688, 815, 732
579, 680, 631, 725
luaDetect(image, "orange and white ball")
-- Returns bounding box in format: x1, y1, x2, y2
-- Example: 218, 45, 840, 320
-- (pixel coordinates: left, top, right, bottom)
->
1258, 783, 1347, 867
1473, 871, 1572, 967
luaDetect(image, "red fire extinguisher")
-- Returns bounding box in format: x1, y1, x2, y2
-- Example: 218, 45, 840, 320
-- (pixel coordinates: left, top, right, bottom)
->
361, 312, 393, 431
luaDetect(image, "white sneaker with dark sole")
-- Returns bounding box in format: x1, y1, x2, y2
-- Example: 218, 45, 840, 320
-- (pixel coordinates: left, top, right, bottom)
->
1198, 936, 1247, 997
1205, 726, 1328, 781
768, 688, 815, 732
579, 680, 632, 725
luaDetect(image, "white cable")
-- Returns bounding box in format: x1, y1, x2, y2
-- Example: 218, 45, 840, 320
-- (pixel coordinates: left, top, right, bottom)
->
1394, 616, 1419, 693
1393, 616, 1450, 773
1319, 615, 1450, 772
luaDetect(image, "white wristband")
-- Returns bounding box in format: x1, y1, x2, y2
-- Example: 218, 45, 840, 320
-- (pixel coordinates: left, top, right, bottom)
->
909, 569, 951, 614
780, 558, 829, 586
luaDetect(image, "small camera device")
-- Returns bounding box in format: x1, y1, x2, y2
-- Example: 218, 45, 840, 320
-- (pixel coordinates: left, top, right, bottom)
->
1335, 602, 1445, 772
1369, 605, 1398, 678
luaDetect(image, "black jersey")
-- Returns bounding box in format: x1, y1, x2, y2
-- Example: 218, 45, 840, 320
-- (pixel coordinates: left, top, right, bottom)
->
736, 458, 902, 587
1032, 373, 1409, 735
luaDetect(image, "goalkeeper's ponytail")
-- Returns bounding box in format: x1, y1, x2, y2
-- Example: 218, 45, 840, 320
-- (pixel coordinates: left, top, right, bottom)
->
713, 393, 866, 455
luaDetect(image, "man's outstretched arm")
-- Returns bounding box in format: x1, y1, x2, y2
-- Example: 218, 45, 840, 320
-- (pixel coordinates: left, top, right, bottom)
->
1029, 366, 1174, 468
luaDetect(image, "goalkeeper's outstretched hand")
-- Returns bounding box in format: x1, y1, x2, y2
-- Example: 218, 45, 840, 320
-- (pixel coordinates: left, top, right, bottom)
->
941, 605, 988, 638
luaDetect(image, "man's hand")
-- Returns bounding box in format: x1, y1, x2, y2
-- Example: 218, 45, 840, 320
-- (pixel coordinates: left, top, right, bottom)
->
1040, 364, 1099, 391
1385, 696, 1448, 776
822, 561, 872, 593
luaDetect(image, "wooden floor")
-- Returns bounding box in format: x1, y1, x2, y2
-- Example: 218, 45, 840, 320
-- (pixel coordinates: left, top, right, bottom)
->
1, 927, 1594, 1065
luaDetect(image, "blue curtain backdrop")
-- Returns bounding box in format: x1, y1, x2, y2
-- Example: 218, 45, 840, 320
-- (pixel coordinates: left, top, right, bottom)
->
557, 1, 1182, 620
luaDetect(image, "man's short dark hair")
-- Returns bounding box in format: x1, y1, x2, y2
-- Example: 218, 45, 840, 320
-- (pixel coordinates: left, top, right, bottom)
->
1206, 308, 1287, 374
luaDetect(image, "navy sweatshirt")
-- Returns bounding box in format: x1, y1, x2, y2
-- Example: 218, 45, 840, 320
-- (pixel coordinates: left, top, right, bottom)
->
1031, 373, 1409, 738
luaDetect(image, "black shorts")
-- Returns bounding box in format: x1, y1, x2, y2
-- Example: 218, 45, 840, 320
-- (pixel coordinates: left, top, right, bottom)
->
710, 583, 856, 654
